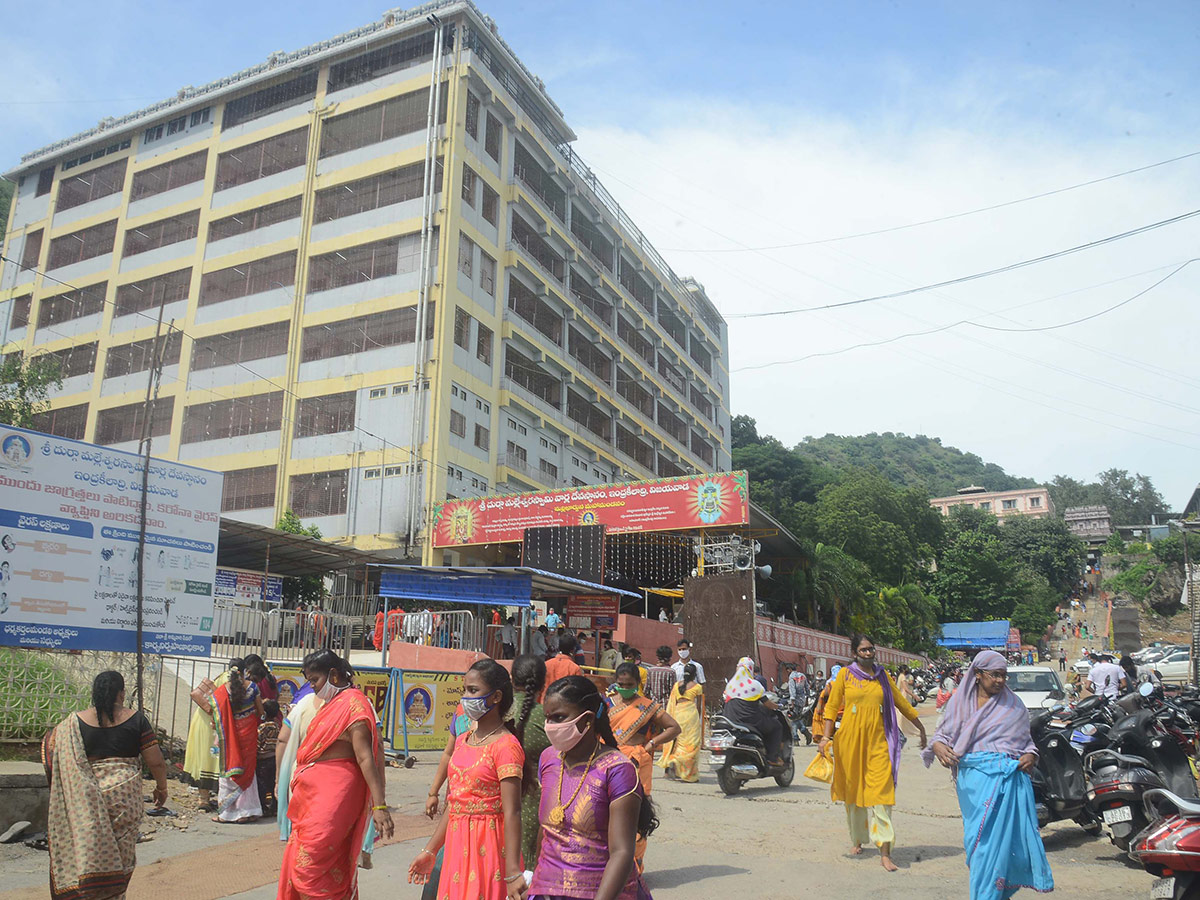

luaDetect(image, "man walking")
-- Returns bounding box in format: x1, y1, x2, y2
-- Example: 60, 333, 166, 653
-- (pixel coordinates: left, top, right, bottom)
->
1058, 646, 1067, 672
671, 639, 706, 684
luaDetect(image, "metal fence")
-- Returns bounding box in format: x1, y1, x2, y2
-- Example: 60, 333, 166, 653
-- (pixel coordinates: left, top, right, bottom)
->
210, 601, 359, 662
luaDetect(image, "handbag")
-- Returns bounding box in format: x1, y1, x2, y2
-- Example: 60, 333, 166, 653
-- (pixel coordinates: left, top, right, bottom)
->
803, 750, 834, 784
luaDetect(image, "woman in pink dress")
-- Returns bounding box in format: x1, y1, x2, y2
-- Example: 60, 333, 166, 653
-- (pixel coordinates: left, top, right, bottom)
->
408, 660, 525, 900
529, 674, 657, 900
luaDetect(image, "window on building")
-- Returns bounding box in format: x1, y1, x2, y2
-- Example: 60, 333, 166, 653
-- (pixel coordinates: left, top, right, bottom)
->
507, 275, 563, 343
1002, 499, 1018, 510
326, 29, 436, 92
540, 459, 558, 479
510, 214, 564, 282
35, 167, 55, 197
189, 107, 211, 128
19, 229, 43, 270
292, 391, 356, 438
181, 392, 283, 443
364, 468, 381, 480
572, 477, 586, 487
95, 396, 173, 445
506, 441, 527, 464
318, 87, 441, 159
130, 150, 207, 201
369, 387, 387, 399
199, 251, 296, 306
222, 69, 318, 130
10, 295, 31, 330
454, 307, 471, 349
307, 231, 426, 293
461, 163, 477, 208
540, 437, 559, 453
484, 113, 502, 162
288, 469, 349, 518
476, 323, 493, 365
122, 210, 200, 257
215, 127, 308, 191
166, 116, 187, 136
190, 320, 290, 370
36, 281, 107, 328
56, 159, 127, 212
1030, 497, 1042, 508
221, 465, 276, 512
313, 160, 438, 222
478, 252, 496, 296
104, 331, 183, 378
513, 141, 565, 220
30, 402, 88, 441
46, 220, 117, 270
114, 268, 191, 317
480, 182, 499, 227
209, 196, 303, 242
979, 502, 991, 511
300, 303, 434, 362
465, 91, 480, 139
474, 424, 489, 451
393, 384, 408, 395
143, 124, 165, 144
458, 234, 475, 278
449, 409, 467, 437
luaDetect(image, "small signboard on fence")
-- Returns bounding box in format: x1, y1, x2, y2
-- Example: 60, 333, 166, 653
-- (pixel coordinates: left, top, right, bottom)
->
566, 594, 620, 631
387, 668, 465, 752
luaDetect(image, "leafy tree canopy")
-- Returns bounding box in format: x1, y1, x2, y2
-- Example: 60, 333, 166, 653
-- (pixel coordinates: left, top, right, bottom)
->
0, 354, 62, 428
276, 509, 327, 608
1048, 469, 1167, 525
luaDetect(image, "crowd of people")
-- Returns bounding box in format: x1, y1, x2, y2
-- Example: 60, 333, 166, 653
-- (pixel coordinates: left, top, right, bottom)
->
43, 615, 1090, 900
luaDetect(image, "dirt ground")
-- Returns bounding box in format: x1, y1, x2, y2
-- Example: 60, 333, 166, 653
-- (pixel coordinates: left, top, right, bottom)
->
0, 711, 1159, 900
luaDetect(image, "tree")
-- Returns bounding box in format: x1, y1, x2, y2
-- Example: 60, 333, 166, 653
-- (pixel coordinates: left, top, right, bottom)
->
1104, 532, 1126, 555
865, 584, 941, 654
0, 354, 62, 427
730, 414, 762, 449
1049, 469, 1167, 525
793, 541, 869, 632
997, 515, 1086, 596
276, 509, 327, 608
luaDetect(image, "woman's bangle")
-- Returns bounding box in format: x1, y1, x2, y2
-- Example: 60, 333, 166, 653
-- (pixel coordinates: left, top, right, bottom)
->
418, 848, 435, 858
372, 804, 389, 811
505, 872, 525, 883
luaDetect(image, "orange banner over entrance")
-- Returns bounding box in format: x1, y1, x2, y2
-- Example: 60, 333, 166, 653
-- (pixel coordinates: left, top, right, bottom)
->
431, 471, 750, 548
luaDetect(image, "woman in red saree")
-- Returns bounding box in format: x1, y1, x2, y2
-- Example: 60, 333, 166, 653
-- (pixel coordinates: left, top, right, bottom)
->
278, 651, 393, 900
212, 658, 264, 823
606, 662, 679, 872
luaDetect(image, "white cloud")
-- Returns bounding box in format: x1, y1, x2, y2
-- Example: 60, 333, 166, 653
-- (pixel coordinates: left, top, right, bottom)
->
567, 90, 1200, 502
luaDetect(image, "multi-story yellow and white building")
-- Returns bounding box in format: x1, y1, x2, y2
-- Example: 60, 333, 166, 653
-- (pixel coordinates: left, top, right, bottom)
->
0, 1, 731, 565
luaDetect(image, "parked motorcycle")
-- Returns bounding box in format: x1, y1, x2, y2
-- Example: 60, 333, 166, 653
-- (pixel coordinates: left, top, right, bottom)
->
1028, 706, 1104, 836
1129, 788, 1200, 899
708, 710, 795, 795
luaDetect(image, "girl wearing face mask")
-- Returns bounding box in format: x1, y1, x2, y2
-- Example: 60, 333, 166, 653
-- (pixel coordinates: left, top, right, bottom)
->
606, 662, 680, 872
408, 660, 525, 900
531, 675, 658, 900
277, 652, 393, 900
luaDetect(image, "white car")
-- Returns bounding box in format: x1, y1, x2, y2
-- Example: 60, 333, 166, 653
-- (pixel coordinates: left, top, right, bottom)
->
1072, 657, 1094, 676
1007, 666, 1067, 710
1152, 647, 1193, 682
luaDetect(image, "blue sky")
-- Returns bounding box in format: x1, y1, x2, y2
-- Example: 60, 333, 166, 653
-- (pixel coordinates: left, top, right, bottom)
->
5, 1, 1199, 504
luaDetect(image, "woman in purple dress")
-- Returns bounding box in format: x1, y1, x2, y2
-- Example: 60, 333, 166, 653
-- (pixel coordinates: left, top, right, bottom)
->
530, 675, 657, 900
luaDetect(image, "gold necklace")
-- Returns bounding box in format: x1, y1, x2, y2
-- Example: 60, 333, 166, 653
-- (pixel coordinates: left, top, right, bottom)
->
548, 742, 599, 827
468, 724, 503, 746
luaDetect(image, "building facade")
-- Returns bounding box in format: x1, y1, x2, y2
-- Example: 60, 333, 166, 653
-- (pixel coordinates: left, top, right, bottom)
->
0, 1, 731, 564
1063, 505, 1113, 540
929, 485, 1053, 521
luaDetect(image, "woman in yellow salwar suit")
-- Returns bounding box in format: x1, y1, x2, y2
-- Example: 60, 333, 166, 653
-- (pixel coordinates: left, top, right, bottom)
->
818, 634, 926, 872
660, 663, 705, 782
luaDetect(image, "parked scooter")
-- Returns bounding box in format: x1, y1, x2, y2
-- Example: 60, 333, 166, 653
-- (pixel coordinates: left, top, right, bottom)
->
709, 710, 796, 795
1028, 706, 1104, 836
1086, 689, 1199, 851
1129, 788, 1200, 899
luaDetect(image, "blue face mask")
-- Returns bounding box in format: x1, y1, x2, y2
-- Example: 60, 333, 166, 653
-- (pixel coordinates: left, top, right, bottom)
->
461, 694, 495, 720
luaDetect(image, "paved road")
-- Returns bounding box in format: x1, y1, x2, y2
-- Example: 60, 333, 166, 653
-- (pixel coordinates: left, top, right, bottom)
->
0, 715, 1158, 900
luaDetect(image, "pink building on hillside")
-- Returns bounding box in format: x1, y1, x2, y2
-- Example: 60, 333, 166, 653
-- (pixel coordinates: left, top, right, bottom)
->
929, 485, 1054, 521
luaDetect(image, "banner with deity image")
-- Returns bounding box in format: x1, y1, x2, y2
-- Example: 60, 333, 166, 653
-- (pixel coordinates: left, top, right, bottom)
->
431, 470, 749, 547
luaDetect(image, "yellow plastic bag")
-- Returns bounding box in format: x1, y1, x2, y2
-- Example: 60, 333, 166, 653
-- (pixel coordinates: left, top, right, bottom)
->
804, 751, 834, 784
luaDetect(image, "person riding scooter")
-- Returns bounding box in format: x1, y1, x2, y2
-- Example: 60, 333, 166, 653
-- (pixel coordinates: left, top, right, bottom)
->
720, 657, 784, 766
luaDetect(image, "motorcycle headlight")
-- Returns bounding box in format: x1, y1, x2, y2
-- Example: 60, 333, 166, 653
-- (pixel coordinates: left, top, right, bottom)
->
709, 734, 735, 750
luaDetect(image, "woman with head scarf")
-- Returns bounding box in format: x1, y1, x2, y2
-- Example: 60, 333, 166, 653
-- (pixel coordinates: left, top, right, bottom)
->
923, 649, 1053, 900
818, 635, 926, 872
720, 657, 785, 766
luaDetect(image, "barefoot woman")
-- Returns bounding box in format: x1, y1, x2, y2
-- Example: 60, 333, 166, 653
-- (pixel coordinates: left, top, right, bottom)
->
818, 634, 926, 872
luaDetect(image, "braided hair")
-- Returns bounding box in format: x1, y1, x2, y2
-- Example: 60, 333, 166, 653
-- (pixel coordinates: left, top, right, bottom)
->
226, 657, 246, 708
243, 653, 275, 691
92, 670, 124, 725
511, 654, 546, 744
544, 675, 660, 838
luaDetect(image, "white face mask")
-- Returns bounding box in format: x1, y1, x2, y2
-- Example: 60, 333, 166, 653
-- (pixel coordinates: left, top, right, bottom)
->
678, 649, 690, 660
315, 678, 345, 702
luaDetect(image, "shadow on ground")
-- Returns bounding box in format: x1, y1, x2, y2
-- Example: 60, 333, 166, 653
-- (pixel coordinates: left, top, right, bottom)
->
643, 864, 750, 889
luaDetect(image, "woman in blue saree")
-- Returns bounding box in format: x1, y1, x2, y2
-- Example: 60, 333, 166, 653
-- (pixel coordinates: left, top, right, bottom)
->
923, 649, 1053, 900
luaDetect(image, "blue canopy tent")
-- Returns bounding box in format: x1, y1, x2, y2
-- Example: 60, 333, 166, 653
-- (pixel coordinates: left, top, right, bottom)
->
937, 620, 1012, 650
372, 565, 640, 607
